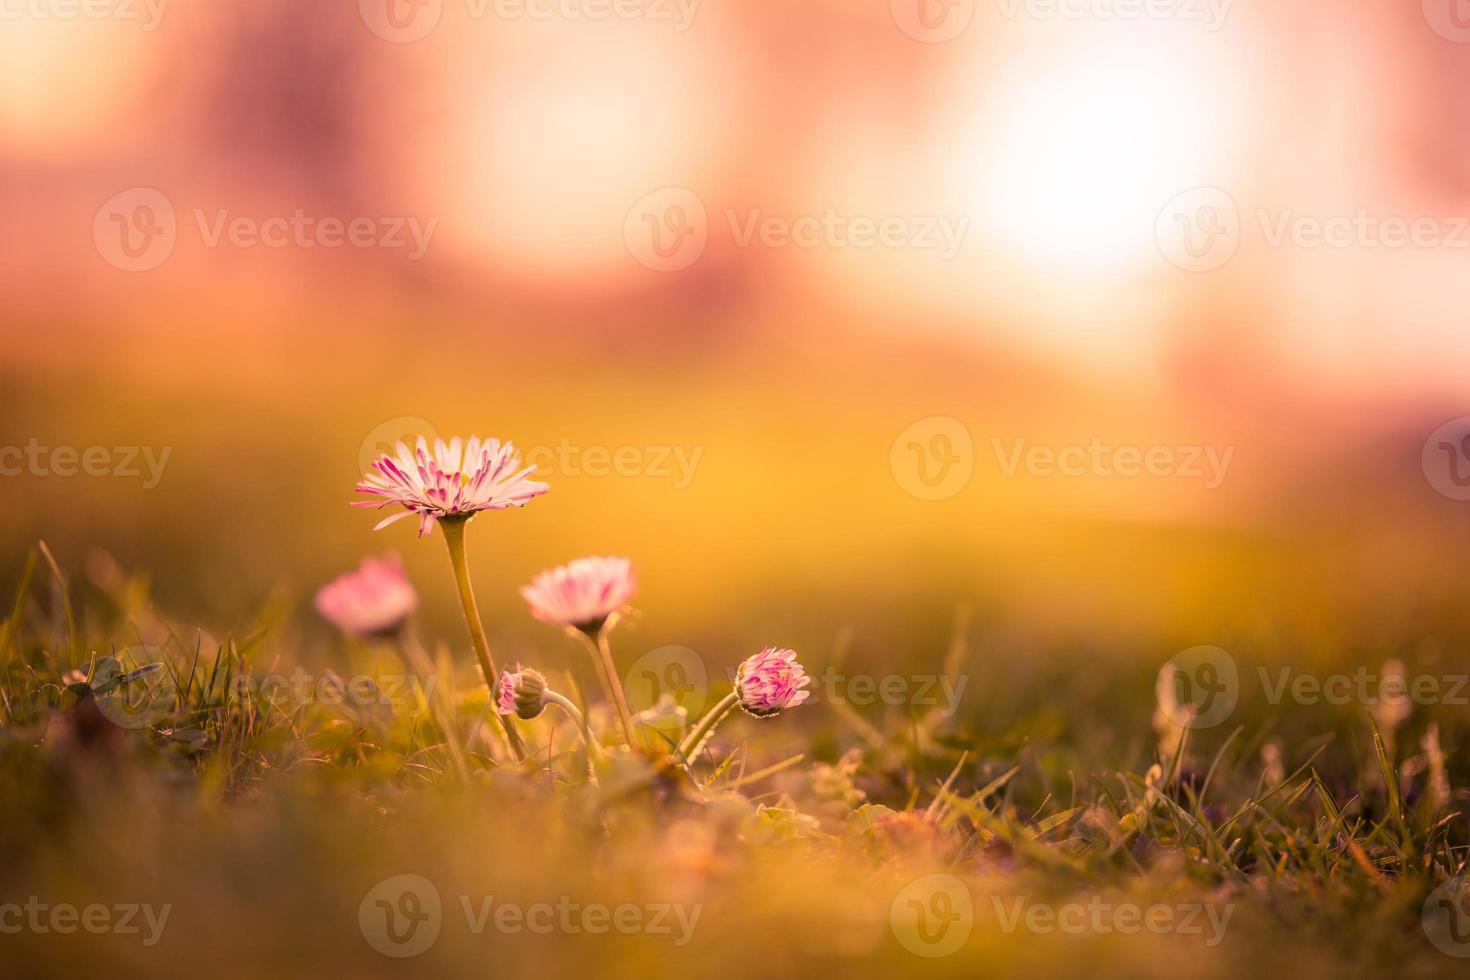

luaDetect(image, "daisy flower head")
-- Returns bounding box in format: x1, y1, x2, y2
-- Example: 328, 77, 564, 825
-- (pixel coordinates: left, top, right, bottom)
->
520, 556, 638, 632
497, 665, 548, 720
735, 647, 811, 718
354, 435, 548, 538
314, 553, 418, 637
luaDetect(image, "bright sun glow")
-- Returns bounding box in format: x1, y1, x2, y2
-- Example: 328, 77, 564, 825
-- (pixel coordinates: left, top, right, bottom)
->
955, 28, 1239, 274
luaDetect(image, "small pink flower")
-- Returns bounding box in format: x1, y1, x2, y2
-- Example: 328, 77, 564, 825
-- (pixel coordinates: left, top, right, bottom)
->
353, 436, 548, 538
520, 556, 637, 631
735, 647, 811, 718
497, 665, 547, 719
315, 553, 418, 637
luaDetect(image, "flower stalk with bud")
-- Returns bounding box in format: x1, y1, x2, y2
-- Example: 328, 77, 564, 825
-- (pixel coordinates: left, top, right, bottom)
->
354, 435, 549, 763
521, 556, 640, 747
677, 647, 810, 761
498, 666, 602, 765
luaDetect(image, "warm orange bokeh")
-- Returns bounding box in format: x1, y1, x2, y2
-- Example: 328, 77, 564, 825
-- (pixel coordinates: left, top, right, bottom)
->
4, 2, 1470, 663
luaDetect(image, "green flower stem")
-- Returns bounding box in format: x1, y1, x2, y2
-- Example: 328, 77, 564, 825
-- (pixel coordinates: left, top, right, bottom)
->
677, 690, 739, 761
574, 626, 617, 721
597, 626, 641, 749
439, 516, 526, 763
543, 690, 603, 766
575, 626, 638, 749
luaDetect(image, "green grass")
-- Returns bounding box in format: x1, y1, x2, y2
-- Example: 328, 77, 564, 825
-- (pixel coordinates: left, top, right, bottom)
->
1, 543, 1468, 979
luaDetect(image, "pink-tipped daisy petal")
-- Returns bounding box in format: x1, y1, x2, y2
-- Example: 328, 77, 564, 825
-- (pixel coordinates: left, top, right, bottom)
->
353, 434, 549, 537
735, 647, 812, 718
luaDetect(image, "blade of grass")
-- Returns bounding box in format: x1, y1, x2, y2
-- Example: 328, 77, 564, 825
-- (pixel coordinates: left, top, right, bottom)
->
36, 540, 75, 661
0, 548, 37, 664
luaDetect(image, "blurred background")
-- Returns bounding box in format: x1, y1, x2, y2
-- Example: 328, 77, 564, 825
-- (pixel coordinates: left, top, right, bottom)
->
5, 0, 1470, 722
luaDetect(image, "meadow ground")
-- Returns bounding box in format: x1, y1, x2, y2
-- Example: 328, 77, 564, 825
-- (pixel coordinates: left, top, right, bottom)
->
2, 533, 1468, 980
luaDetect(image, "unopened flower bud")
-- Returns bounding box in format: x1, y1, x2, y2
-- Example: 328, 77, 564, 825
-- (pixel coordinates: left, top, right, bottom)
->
497, 666, 548, 720
735, 647, 811, 718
